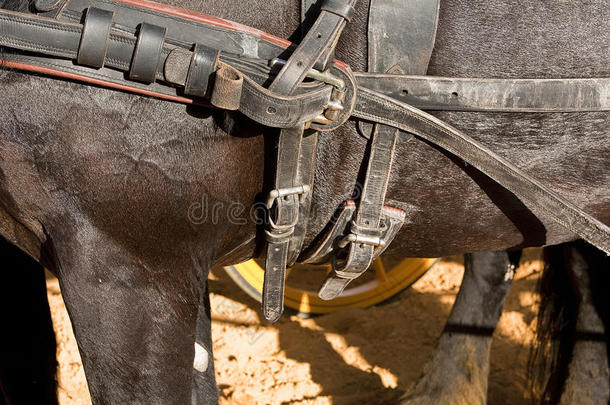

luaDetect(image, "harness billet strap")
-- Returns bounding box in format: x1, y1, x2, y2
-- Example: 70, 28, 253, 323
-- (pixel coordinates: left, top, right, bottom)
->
261, 0, 356, 322
316, 0, 441, 299
0, 0, 609, 321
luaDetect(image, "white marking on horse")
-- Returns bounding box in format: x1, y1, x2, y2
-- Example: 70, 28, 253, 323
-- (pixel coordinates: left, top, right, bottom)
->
504, 264, 516, 281
193, 342, 209, 373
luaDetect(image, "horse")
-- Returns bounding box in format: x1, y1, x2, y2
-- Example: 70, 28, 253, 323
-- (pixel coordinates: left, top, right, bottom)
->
0, 0, 608, 403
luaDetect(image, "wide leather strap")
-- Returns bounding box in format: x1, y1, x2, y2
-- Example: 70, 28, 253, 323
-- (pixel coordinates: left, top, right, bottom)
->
355, 74, 610, 112
368, 0, 440, 75
354, 87, 610, 254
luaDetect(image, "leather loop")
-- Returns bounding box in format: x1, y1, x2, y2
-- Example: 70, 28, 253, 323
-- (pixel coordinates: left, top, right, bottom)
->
34, 0, 63, 12
210, 64, 243, 110
321, 0, 355, 21
129, 22, 166, 83
77, 8, 114, 69
184, 44, 220, 98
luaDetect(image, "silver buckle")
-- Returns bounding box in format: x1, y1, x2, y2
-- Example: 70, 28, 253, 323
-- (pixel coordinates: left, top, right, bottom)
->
265, 185, 310, 232
265, 185, 311, 209
337, 233, 386, 249
269, 58, 346, 127
269, 58, 345, 89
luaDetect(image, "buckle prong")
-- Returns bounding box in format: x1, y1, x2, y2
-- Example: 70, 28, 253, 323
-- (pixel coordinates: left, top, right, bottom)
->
338, 233, 385, 249
269, 58, 345, 90
266, 185, 310, 209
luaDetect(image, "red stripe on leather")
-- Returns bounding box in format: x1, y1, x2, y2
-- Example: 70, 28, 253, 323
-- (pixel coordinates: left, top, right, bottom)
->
0, 59, 196, 104
112, 0, 350, 69
114, 0, 293, 48
112, 0, 349, 69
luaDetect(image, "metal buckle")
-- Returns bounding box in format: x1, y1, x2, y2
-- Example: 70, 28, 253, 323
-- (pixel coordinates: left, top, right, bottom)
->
266, 185, 310, 232
269, 58, 346, 127
265, 185, 311, 209
337, 233, 385, 249
269, 58, 345, 89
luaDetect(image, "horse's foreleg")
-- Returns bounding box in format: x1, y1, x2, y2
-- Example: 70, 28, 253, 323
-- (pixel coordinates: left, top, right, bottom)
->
401, 250, 519, 405
0, 237, 58, 405
50, 224, 217, 404
558, 242, 609, 405
192, 281, 219, 404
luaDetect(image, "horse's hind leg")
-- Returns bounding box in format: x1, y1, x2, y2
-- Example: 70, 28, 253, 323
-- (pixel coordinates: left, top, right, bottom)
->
49, 224, 218, 404
401, 250, 520, 405
558, 242, 609, 404
0, 236, 58, 405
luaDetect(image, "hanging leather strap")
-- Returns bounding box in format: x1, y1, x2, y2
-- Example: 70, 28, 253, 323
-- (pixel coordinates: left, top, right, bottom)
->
319, 123, 399, 299
368, 0, 440, 74
261, 0, 357, 322
318, 0, 440, 299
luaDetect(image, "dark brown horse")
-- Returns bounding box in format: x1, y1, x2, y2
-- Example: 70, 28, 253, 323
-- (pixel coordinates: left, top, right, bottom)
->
0, 0, 608, 403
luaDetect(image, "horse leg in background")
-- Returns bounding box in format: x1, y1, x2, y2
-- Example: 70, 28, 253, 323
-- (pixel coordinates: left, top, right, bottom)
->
0, 236, 58, 405
559, 242, 610, 404
47, 223, 219, 404
401, 250, 521, 405
532, 241, 609, 404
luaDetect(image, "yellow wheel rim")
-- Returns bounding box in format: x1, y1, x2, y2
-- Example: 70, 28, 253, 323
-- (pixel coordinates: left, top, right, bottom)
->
224, 256, 437, 314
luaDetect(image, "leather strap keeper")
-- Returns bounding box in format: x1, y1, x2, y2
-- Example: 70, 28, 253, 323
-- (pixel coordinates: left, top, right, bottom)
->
184, 44, 220, 98
34, 0, 63, 12
77, 8, 114, 69
129, 22, 166, 83
210, 64, 243, 110
321, 0, 355, 21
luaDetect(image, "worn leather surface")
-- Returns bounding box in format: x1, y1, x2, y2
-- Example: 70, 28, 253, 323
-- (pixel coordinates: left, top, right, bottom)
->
368, 0, 439, 74
356, 74, 610, 112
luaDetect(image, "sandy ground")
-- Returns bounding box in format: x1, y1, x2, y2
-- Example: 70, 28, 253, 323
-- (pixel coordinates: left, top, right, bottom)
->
46, 249, 543, 404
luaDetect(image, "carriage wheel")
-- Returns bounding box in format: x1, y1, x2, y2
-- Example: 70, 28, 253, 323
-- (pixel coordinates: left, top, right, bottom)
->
224, 256, 438, 315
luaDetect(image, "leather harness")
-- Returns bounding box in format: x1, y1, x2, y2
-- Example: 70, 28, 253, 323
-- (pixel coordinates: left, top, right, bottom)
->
0, 0, 608, 321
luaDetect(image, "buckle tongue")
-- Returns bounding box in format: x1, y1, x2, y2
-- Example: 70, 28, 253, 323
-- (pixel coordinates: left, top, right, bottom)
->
269, 58, 345, 89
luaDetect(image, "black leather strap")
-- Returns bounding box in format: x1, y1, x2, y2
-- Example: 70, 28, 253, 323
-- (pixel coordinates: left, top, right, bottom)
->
356, 74, 610, 112
129, 22, 166, 83
270, 0, 357, 93
77, 7, 114, 69
319, 123, 399, 299
318, 0, 417, 300
184, 44, 220, 98
261, 0, 357, 322
286, 130, 318, 265
367, 0, 440, 74
262, 124, 304, 322
321, 0, 355, 21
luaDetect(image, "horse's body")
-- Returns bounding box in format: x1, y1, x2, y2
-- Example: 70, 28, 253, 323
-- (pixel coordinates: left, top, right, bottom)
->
0, 0, 608, 403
